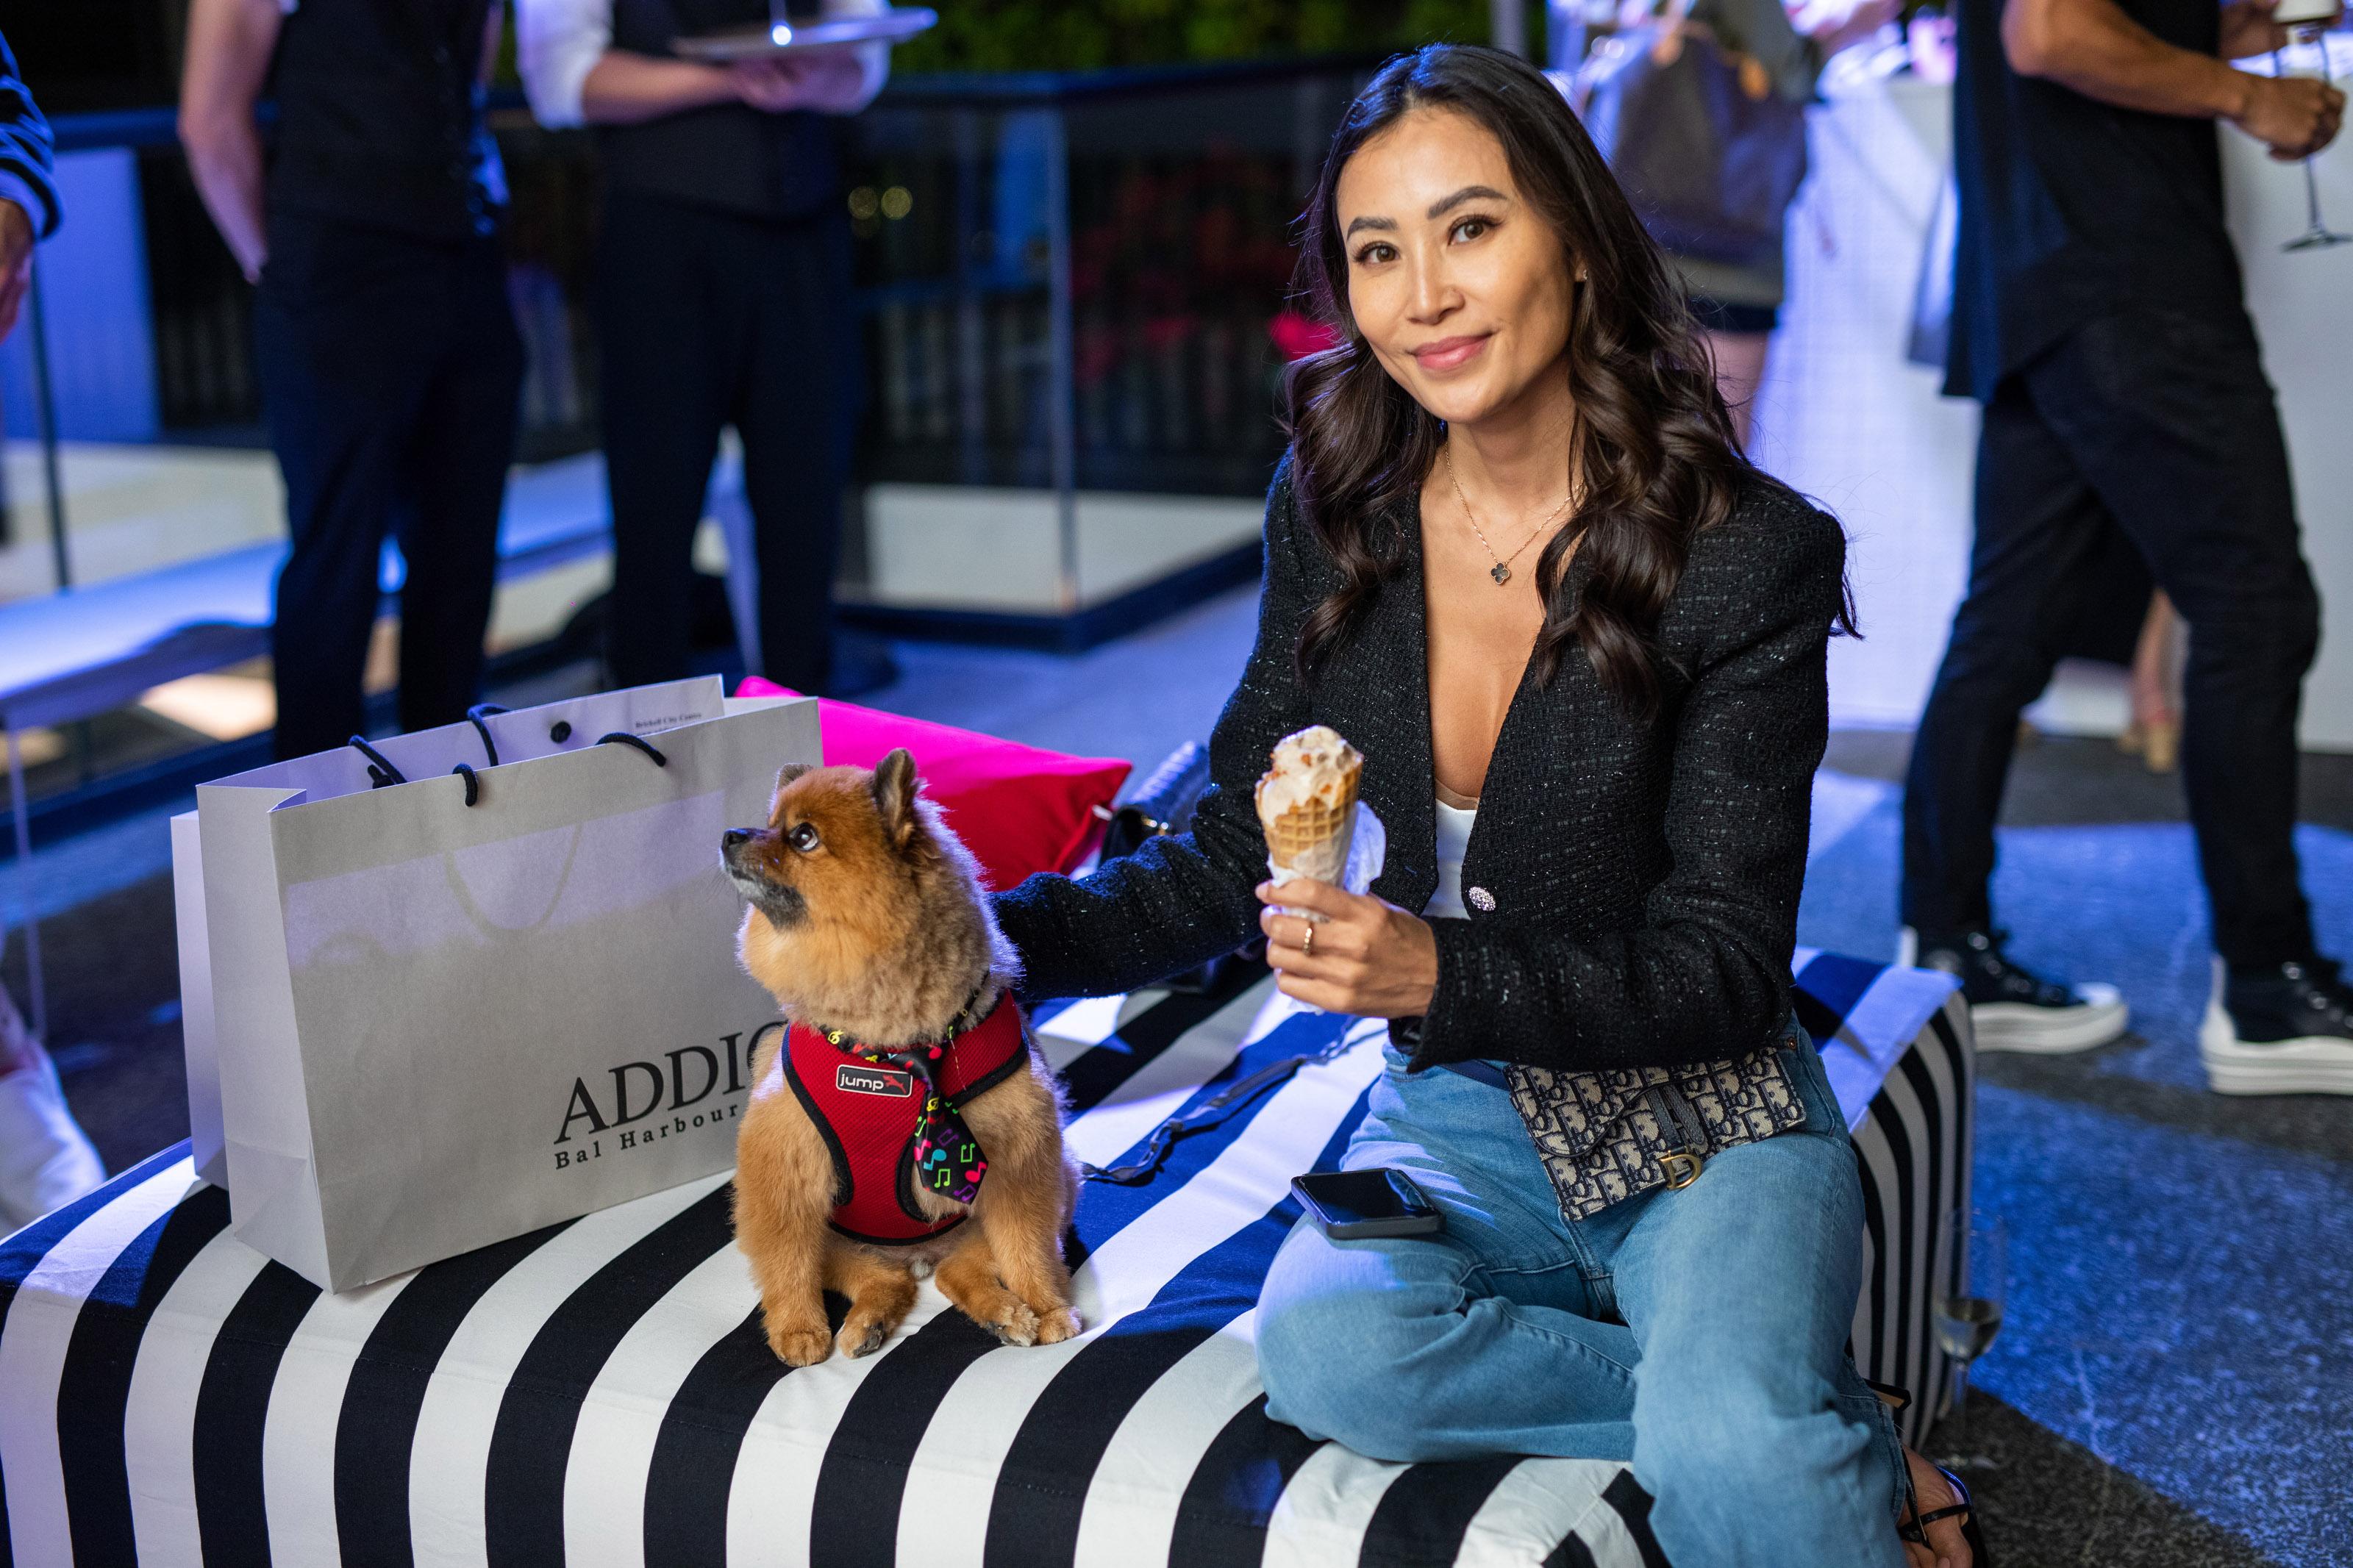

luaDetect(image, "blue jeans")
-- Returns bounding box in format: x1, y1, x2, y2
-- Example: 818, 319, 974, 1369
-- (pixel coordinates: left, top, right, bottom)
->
1257, 1035, 1907, 1568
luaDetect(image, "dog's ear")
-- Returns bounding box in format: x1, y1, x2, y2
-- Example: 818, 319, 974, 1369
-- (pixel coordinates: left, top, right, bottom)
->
871, 748, 918, 847
769, 763, 814, 817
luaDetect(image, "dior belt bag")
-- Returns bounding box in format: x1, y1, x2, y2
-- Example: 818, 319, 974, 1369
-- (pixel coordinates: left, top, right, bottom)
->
1466, 1023, 1813, 1221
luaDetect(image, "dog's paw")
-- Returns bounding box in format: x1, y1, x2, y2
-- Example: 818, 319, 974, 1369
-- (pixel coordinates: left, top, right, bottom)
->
986, 1299, 1040, 1347
837, 1317, 891, 1358
765, 1318, 835, 1367
1032, 1306, 1079, 1345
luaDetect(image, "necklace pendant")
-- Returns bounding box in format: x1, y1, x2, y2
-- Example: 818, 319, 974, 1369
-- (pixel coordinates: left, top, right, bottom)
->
1490, 562, 1513, 586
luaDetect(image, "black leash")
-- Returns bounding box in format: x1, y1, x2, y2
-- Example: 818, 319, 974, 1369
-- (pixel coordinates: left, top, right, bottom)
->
1078, 1015, 1368, 1186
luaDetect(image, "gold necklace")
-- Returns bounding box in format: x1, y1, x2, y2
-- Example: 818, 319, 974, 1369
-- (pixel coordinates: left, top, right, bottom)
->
1441, 437, 1576, 587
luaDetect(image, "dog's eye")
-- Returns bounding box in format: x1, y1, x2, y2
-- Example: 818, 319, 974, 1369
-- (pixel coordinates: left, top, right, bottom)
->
787, 823, 821, 853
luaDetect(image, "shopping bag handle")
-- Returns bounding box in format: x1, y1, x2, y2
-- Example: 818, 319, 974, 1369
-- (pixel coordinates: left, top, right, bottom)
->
593, 731, 668, 767
349, 735, 407, 790
462, 703, 672, 771
465, 703, 507, 766
348, 723, 668, 810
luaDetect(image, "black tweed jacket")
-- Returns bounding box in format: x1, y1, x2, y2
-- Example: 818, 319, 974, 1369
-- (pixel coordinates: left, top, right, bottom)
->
993, 454, 1845, 1075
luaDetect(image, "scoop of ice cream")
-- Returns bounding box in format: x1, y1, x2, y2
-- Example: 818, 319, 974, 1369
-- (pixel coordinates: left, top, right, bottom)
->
1255, 725, 1363, 823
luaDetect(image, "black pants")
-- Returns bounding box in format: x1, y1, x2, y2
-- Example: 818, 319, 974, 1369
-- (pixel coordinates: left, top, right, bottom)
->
597, 188, 860, 692
254, 211, 522, 760
1902, 304, 2322, 967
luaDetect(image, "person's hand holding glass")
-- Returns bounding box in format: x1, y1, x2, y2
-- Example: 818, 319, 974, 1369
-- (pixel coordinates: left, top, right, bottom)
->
2254, 0, 2350, 248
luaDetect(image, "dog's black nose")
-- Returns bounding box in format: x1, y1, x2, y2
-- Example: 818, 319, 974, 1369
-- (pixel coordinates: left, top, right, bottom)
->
722, 828, 754, 851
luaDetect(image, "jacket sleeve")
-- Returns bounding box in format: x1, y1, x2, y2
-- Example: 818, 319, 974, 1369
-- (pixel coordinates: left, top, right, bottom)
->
1411, 504, 1842, 1073
0, 32, 60, 239
991, 462, 1318, 1000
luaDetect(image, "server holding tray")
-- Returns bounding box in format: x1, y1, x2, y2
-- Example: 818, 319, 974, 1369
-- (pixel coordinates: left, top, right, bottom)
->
669, 1, 935, 60
518, 0, 926, 693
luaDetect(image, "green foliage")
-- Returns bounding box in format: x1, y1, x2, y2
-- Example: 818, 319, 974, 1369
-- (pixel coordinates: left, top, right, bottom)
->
891, 0, 1508, 74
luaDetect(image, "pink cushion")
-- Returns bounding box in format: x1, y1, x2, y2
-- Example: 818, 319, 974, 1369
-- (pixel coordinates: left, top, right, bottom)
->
738, 679, 1131, 890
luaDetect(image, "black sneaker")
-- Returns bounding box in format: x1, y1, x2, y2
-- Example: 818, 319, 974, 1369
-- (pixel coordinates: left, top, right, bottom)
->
1899, 927, 2129, 1054
2201, 955, 2353, 1095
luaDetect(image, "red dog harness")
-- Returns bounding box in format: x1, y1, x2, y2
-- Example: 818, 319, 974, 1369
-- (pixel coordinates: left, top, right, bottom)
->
779, 995, 1028, 1245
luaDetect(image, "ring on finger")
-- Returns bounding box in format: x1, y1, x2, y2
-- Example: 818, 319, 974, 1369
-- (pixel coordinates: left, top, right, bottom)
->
1300, 921, 1315, 957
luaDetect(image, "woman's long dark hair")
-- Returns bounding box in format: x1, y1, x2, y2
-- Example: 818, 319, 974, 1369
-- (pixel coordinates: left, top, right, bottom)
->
1286, 44, 1829, 717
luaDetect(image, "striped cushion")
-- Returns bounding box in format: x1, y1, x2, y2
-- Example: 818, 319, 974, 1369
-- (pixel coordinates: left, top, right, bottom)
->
0, 955, 1967, 1567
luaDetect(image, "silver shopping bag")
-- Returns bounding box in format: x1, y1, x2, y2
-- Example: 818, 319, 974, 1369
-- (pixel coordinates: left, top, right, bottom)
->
178, 677, 817, 1290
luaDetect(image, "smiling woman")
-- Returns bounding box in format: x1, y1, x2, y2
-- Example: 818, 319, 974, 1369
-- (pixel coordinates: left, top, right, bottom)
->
988, 43, 1976, 1568
1283, 46, 1799, 730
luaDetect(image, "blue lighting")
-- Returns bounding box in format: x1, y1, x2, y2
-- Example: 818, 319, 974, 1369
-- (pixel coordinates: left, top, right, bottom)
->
770, 23, 791, 43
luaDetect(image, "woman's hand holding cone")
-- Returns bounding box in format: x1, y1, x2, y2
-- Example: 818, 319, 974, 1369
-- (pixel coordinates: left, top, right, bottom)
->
1257, 877, 1438, 1017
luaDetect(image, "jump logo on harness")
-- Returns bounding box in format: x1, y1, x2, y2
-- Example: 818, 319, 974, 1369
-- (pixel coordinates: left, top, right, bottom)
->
836, 1062, 915, 1098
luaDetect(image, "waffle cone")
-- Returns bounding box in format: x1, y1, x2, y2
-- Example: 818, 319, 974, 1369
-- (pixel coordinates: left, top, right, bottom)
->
1260, 766, 1360, 884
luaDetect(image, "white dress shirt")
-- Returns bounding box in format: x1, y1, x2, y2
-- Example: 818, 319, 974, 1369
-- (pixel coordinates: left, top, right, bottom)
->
516, 0, 890, 129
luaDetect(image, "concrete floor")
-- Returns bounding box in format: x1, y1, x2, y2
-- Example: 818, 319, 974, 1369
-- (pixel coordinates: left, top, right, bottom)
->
6, 581, 2348, 1568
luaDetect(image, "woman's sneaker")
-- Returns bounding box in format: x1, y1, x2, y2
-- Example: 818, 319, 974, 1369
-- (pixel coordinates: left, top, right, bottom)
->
2201, 955, 2353, 1095
1898, 927, 2130, 1053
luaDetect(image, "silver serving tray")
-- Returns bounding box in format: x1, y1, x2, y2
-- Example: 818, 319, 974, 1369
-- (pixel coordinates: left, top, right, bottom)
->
673, 7, 937, 61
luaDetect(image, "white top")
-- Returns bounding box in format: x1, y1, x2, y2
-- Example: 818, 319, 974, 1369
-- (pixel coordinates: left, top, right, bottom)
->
1422, 799, 1477, 921
515, 0, 892, 130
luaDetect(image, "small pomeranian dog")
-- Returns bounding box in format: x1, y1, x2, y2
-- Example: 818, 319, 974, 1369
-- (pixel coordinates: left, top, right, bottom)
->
722, 748, 1079, 1366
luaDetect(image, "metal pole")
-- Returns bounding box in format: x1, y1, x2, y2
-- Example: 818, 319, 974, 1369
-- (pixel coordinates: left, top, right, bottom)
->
7, 727, 42, 1043
25, 255, 67, 593
0, 379, 12, 549
1545, 0, 1578, 70
1491, 0, 1529, 57
955, 108, 987, 487
1042, 104, 1079, 616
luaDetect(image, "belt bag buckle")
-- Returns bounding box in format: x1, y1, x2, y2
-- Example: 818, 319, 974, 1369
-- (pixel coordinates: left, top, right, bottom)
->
1660, 1150, 1704, 1189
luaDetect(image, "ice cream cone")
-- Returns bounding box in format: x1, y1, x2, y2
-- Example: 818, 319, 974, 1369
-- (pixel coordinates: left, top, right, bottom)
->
1256, 726, 1363, 889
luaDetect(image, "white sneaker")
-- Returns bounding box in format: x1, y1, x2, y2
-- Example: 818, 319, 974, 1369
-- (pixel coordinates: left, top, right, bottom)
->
0, 989, 108, 1233
1899, 926, 2130, 1054
2200, 955, 2353, 1096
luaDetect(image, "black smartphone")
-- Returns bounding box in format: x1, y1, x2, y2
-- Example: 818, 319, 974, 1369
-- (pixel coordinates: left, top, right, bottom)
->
1290, 1167, 1443, 1239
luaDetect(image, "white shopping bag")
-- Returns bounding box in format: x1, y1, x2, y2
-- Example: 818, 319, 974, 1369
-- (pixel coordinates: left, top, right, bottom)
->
177, 676, 817, 1291
171, 811, 227, 1189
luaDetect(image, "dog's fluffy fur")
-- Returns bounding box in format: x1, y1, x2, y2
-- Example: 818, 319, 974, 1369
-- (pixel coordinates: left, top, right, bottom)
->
724, 748, 1079, 1365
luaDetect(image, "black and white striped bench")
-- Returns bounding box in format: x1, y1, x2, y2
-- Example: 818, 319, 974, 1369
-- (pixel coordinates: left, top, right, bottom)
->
0, 952, 1968, 1567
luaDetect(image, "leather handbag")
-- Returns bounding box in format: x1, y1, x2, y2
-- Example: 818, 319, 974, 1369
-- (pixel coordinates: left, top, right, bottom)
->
1570, 1, 1810, 267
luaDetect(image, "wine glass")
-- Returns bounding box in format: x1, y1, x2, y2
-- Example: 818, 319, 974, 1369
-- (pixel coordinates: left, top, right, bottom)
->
1934, 1206, 2008, 1469
2273, 0, 2351, 251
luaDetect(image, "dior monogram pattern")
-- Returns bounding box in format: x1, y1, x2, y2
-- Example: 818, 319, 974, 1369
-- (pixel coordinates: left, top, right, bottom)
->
1506, 1036, 1808, 1220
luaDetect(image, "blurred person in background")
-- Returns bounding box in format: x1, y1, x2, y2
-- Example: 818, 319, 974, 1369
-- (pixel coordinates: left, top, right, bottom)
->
1904, 0, 2351, 1087
1665, 0, 1902, 445
0, 29, 56, 341
2120, 589, 2182, 773
0, 28, 107, 1230
516, 0, 887, 695
0, 981, 99, 1231
181, 0, 524, 761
